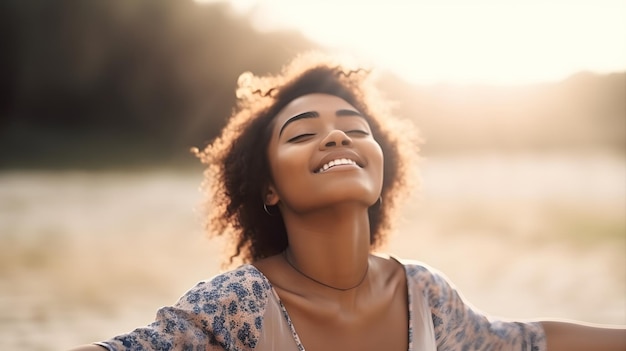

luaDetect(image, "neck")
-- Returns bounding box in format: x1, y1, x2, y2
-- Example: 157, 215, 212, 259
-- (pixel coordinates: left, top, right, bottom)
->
281, 204, 371, 291
283, 250, 369, 291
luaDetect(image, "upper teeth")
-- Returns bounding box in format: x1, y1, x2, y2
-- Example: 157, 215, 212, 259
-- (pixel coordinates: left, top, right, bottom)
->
317, 158, 357, 173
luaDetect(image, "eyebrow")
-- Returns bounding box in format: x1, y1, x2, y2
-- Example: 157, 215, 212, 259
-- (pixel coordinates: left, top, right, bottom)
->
279, 109, 364, 136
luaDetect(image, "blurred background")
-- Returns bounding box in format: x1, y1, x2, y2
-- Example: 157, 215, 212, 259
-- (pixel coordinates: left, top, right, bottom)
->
0, 0, 624, 349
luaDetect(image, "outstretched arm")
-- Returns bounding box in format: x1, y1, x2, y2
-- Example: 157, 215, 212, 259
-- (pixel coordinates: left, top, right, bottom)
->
541, 320, 626, 351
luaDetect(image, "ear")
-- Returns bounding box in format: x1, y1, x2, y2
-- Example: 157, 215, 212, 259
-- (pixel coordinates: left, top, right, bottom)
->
264, 184, 280, 206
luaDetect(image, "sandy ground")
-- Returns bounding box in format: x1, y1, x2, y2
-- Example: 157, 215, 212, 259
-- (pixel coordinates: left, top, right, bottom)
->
1, 152, 624, 350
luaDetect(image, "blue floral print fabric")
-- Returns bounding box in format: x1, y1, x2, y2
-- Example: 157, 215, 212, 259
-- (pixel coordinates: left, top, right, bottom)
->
96, 261, 546, 351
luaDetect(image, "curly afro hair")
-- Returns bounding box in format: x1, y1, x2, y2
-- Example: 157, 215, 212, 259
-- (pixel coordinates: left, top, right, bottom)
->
193, 52, 419, 267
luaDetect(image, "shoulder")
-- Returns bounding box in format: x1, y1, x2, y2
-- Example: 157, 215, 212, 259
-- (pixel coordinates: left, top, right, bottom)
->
395, 258, 458, 301
396, 258, 446, 284
172, 265, 274, 348
177, 265, 271, 316
374, 254, 446, 289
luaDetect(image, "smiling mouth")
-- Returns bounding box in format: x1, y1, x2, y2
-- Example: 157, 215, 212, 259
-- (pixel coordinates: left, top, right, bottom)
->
315, 158, 360, 173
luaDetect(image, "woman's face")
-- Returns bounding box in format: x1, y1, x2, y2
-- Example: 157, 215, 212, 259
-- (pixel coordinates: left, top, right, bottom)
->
266, 93, 384, 213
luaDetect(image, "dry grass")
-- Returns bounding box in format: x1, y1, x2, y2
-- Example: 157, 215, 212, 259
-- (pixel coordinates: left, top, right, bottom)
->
1, 152, 624, 350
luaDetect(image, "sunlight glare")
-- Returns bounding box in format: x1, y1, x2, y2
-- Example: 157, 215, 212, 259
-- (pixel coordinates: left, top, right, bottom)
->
196, 0, 626, 84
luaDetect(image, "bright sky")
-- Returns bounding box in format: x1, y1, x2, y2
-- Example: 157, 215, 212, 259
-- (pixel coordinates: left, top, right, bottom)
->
199, 0, 626, 85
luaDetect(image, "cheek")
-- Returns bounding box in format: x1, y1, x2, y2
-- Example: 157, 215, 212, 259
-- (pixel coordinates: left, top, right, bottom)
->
370, 143, 385, 189
370, 142, 384, 170
269, 148, 309, 190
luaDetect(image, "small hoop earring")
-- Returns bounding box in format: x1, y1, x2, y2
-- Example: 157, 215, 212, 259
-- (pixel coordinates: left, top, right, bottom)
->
263, 203, 277, 216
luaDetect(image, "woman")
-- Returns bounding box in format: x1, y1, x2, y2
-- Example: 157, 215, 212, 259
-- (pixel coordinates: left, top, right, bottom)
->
70, 53, 625, 350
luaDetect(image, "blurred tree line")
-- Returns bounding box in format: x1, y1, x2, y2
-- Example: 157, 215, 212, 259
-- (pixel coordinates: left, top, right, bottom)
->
0, 0, 316, 168
380, 71, 626, 154
0, 0, 623, 169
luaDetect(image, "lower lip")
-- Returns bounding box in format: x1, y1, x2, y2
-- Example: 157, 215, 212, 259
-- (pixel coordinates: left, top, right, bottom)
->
316, 164, 361, 174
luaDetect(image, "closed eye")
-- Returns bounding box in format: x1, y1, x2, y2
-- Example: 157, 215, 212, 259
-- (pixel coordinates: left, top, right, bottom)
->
287, 133, 316, 143
345, 130, 370, 136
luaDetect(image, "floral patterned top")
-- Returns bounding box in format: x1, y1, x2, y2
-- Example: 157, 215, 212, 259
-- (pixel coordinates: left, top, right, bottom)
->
96, 259, 546, 351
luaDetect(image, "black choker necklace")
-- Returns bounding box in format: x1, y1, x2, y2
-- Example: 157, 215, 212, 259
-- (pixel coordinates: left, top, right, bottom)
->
282, 251, 369, 291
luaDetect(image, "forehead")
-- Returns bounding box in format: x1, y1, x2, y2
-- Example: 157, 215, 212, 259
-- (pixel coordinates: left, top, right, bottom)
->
273, 93, 358, 126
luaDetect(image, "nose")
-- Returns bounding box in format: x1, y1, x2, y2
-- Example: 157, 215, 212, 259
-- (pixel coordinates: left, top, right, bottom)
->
319, 129, 352, 149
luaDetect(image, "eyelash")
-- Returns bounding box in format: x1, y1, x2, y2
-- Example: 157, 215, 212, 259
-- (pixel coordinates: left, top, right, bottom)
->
346, 129, 369, 136
287, 133, 316, 143
287, 130, 369, 143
